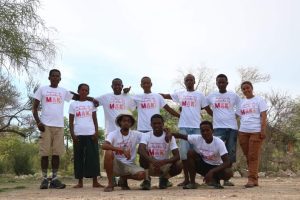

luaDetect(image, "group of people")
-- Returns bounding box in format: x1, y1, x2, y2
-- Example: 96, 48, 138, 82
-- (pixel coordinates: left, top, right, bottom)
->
32, 69, 267, 192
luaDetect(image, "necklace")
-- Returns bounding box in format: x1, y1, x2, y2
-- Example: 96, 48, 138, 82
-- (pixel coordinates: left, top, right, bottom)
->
121, 131, 131, 149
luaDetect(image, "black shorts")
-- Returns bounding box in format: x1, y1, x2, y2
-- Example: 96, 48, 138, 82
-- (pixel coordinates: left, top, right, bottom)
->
194, 153, 226, 180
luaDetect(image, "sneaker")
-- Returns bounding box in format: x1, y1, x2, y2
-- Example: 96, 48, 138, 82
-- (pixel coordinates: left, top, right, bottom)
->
40, 179, 49, 189
159, 177, 168, 189
183, 183, 197, 189
140, 180, 151, 190
49, 179, 66, 189
223, 180, 235, 186
166, 180, 173, 187
140, 177, 151, 187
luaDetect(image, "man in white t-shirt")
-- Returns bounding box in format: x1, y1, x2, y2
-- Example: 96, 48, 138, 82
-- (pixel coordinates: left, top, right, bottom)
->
207, 74, 240, 186
160, 74, 213, 186
133, 77, 179, 132
173, 121, 233, 189
32, 69, 97, 190
95, 78, 135, 136
138, 114, 182, 190
102, 111, 145, 192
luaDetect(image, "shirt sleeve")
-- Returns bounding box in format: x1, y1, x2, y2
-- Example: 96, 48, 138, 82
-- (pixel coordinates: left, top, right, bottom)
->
187, 135, 198, 146
218, 139, 228, 156
259, 97, 268, 112
68, 102, 75, 115
200, 93, 209, 108
105, 131, 114, 144
33, 87, 43, 101
140, 132, 150, 145
170, 92, 180, 103
128, 95, 137, 111
169, 136, 178, 150
158, 94, 167, 108
64, 89, 74, 102
95, 95, 106, 106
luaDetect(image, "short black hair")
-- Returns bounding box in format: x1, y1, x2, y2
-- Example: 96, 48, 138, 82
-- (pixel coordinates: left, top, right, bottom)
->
200, 120, 213, 130
184, 74, 195, 81
241, 81, 253, 89
141, 76, 151, 82
112, 78, 122, 84
216, 74, 228, 81
49, 69, 60, 76
150, 114, 164, 123
77, 83, 89, 92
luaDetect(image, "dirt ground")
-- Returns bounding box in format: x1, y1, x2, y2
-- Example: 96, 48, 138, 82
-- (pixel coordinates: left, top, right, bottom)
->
0, 176, 300, 200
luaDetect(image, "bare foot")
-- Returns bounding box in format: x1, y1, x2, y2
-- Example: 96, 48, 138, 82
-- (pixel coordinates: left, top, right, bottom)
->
93, 182, 105, 188
73, 184, 83, 188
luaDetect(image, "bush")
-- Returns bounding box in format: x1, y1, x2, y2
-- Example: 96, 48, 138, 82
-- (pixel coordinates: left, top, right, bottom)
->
0, 136, 38, 175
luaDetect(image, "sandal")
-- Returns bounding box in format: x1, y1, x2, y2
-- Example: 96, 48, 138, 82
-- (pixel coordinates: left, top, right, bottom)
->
183, 183, 197, 189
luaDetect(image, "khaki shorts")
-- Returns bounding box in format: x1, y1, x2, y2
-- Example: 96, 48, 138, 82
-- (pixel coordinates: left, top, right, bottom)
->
113, 159, 144, 176
39, 126, 65, 156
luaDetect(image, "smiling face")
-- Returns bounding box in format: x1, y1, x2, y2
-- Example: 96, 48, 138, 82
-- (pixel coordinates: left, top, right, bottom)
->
111, 79, 123, 95
200, 123, 213, 143
151, 117, 164, 135
48, 70, 61, 87
241, 82, 254, 99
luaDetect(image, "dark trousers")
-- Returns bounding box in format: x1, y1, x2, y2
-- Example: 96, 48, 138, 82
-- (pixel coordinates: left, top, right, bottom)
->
73, 135, 100, 179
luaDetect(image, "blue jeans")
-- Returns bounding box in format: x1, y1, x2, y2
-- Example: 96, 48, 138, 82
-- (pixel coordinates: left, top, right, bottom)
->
214, 128, 238, 163
179, 127, 200, 160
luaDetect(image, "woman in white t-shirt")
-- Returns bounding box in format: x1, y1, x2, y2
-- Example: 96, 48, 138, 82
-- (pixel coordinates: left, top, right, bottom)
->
69, 84, 103, 188
238, 81, 267, 188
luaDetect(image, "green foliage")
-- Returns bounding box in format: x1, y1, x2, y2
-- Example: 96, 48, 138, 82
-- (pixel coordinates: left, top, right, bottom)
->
0, 0, 56, 74
0, 135, 38, 175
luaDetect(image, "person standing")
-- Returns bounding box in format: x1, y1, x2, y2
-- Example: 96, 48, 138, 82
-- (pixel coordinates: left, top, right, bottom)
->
207, 74, 240, 186
238, 81, 267, 188
69, 83, 104, 188
160, 74, 212, 186
32, 69, 88, 189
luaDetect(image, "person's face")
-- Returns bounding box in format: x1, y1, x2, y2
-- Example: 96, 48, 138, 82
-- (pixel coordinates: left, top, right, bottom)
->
141, 77, 152, 92
112, 80, 123, 95
184, 75, 195, 90
48, 71, 61, 86
241, 83, 253, 98
151, 117, 164, 134
216, 77, 228, 92
78, 85, 89, 99
200, 124, 213, 143
119, 116, 133, 130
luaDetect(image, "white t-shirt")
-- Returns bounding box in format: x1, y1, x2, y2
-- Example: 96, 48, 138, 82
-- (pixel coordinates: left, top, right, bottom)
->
238, 96, 268, 133
188, 135, 228, 165
33, 86, 73, 127
171, 91, 208, 128
106, 130, 142, 164
95, 93, 136, 134
140, 131, 178, 160
69, 101, 96, 136
207, 91, 241, 130
133, 93, 166, 131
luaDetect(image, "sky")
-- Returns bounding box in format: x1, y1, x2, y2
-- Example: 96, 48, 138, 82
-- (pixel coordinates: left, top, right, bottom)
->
25, 0, 300, 128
